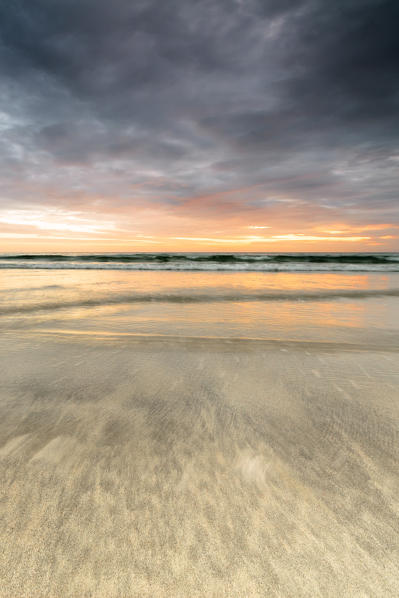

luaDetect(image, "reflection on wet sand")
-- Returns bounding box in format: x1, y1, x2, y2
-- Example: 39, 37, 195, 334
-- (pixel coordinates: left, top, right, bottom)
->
1, 335, 399, 597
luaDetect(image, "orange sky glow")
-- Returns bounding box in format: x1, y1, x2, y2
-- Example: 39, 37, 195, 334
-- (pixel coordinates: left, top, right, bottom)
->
0, 198, 398, 253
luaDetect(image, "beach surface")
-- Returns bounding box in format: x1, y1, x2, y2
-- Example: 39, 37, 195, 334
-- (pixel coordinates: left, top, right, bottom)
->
1, 268, 399, 596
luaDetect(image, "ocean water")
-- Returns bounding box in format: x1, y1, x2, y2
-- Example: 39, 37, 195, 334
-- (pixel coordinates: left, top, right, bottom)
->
1, 254, 399, 347
1, 251, 399, 271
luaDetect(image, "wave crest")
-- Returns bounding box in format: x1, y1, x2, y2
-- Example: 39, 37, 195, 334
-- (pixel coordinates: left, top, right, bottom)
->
1, 253, 399, 272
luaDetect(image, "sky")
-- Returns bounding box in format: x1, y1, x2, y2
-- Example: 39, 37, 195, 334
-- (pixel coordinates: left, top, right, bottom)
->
0, 0, 398, 252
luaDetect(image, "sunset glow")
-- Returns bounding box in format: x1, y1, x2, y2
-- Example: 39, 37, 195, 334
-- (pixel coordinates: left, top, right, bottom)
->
0, 202, 397, 252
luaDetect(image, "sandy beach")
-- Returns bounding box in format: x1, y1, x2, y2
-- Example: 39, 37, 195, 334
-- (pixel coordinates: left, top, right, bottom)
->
1, 329, 398, 597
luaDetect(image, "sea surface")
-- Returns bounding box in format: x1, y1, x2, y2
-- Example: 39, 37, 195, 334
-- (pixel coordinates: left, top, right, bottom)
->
1, 252, 399, 347
1, 251, 399, 271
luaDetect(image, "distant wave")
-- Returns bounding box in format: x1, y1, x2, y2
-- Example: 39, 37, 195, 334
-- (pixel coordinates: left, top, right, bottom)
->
1, 253, 399, 272
2, 288, 399, 315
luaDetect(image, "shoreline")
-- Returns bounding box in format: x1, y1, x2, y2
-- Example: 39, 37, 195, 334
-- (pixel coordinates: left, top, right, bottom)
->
4, 327, 399, 352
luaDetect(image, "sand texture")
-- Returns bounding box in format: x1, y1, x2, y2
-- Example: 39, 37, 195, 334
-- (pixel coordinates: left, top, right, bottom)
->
1, 337, 399, 597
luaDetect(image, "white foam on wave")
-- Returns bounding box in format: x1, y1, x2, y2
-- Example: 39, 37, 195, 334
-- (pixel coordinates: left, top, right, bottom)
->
1, 261, 399, 272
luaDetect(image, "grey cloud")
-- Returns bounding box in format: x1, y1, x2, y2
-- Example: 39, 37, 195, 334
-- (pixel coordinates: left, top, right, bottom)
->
0, 0, 397, 227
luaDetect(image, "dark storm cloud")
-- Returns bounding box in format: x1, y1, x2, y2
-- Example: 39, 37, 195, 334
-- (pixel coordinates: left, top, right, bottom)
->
0, 0, 397, 225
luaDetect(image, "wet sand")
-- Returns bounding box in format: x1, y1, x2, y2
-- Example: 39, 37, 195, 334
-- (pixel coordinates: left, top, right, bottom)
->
1, 335, 398, 597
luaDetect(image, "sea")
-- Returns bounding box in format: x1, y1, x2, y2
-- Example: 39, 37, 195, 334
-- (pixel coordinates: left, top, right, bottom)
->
1, 252, 399, 271
1, 252, 399, 348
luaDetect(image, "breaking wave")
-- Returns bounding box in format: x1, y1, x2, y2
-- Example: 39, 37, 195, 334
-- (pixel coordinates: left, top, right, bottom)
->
1, 252, 399, 272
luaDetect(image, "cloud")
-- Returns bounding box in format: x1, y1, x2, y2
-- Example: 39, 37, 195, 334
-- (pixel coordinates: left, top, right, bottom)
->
0, 0, 397, 248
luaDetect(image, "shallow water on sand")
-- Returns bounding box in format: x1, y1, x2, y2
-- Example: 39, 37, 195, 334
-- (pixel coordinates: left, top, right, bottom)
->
0, 269, 399, 596
1, 269, 399, 347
